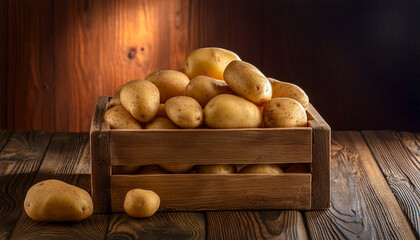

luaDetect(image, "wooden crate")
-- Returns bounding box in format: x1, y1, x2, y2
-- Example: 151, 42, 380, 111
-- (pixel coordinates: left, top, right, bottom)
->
90, 96, 331, 213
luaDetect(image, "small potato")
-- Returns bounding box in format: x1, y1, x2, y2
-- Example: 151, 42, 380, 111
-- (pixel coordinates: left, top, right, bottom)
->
113, 165, 143, 174
239, 164, 284, 174
104, 106, 142, 129
108, 80, 141, 108
204, 94, 262, 128
124, 189, 160, 218
285, 164, 310, 173
268, 78, 309, 109
165, 96, 203, 128
146, 70, 190, 103
145, 117, 178, 129
184, 47, 241, 80
159, 164, 195, 173
24, 180, 93, 222
196, 165, 236, 174
185, 75, 235, 107
224, 60, 272, 104
137, 165, 169, 174
120, 80, 160, 123
264, 97, 307, 128
156, 104, 167, 118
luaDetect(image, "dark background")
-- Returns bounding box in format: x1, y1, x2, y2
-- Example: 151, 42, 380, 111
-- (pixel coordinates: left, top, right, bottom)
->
1, 0, 419, 132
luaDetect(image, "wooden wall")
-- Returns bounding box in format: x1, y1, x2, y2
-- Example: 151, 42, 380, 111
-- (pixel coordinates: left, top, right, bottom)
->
1, 0, 419, 131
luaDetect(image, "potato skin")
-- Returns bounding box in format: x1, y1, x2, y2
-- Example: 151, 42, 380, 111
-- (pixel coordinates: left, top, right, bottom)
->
145, 117, 178, 129
108, 80, 141, 108
120, 80, 160, 123
165, 96, 203, 128
159, 164, 195, 173
146, 70, 190, 103
184, 47, 241, 80
196, 165, 236, 174
104, 105, 142, 129
124, 189, 160, 218
24, 180, 93, 222
263, 97, 307, 128
185, 75, 234, 107
268, 78, 309, 109
224, 60, 272, 104
239, 164, 284, 174
204, 94, 262, 128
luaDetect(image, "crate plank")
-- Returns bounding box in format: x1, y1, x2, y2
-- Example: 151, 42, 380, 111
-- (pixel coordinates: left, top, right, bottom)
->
362, 131, 420, 238
206, 210, 308, 240
111, 174, 311, 211
0, 131, 52, 239
110, 128, 312, 165
10, 133, 110, 240
305, 132, 416, 239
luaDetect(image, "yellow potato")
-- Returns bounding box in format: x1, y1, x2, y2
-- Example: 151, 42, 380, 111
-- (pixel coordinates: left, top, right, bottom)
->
196, 165, 236, 174
224, 60, 272, 104
24, 180, 93, 222
108, 80, 141, 108
165, 96, 203, 128
268, 78, 309, 109
285, 164, 310, 173
239, 164, 284, 174
156, 104, 167, 118
137, 165, 169, 174
204, 94, 262, 128
263, 97, 307, 128
145, 117, 178, 129
185, 75, 235, 107
104, 105, 142, 129
113, 165, 142, 174
120, 80, 160, 123
184, 47, 241, 80
124, 189, 160, 218
159, 164, 195, 173
146, 70, 190, 103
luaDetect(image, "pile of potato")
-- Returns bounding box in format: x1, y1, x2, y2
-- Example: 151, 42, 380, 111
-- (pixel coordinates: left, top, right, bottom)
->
105, 47, 309, 130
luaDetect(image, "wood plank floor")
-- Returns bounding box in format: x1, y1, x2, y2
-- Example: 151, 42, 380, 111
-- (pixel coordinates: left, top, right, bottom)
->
0, 131, 418, 240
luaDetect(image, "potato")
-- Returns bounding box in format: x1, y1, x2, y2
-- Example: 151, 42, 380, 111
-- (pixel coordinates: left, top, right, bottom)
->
120, 80, 160, 123
159, 164, 195, 173
113, 165, 142, 174
165, 96, 203, 128
196, 164, 236, 174
124, 189, 160, 218
145, 117, 178, 129
156, 104, 167, 117
137, 165, 169, 174
263, 97, 307, 128
108, 80, 141, 108
239, 164, 284, 174
104, 106, 142, 129
204, 94, 262, 128
185, 75, 235, 107
224, 60, 272, 104
268, 78, 309, 109
184, 47, 241, 80
24, 180, 93, 222
285, 164, 310, 173
146, 70, 190, 103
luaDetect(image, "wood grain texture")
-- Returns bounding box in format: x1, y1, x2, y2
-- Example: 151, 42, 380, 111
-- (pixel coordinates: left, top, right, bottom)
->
0, 131, 13, 151
7, 0, 55, 131
362, 131, 420, 238
305, 131, 416, 239
10, 133, 110, 240
106, 212, 205, 240
0, 1, 7, 129
111, 174, 311, 211
0, 131, 52, 239
206, 210, 308, 240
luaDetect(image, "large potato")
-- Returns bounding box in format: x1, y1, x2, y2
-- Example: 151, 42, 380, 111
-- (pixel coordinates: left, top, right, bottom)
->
146, 70, 190, 103
185, 75, 235, 107
145, 117, 178, 129
184, 47, 241, 80
239, 164, 284, 174
159, 164, 195, 173
165, 96, 203, 128
24, 180, 93, 222
204, 94, 262, 128
196, 165, 236, 174
124, 189, 160, 218
224, 60, 272, 104
264, 97, 307, 128
120, 80, 160, 123
268, 78, 309, 109
108, 80, 141, 108
104, 105, 142, 129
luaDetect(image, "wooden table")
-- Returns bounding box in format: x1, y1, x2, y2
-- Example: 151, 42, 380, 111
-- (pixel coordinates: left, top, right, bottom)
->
0, 131, 419, 239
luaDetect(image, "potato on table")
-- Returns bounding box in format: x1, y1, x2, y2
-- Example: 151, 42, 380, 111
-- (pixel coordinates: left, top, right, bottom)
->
263, 97, 307, 128
124, 189, 160, 218
165, 96, 203, 128
185, 75, 235, 107
269, 77, 309, 109
146, 70, 190, 103
104, 105, 142, 129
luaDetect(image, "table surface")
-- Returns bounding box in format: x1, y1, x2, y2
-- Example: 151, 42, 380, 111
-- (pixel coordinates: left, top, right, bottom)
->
0, 130, 419, 240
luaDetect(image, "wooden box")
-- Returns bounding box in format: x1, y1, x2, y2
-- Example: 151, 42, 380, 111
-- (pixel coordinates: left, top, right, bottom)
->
90, 96, 331, 213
